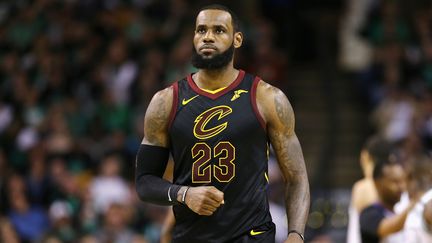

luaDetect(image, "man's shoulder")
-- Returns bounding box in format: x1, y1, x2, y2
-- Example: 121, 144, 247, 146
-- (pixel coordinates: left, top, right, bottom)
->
352, 179, 379, 212
256, 79, 273, 91
146, 85, 175, 122
361, 203, 386, 214
360, 203, 387, 227
255, 80, 289, 104
153, 85, 174, 101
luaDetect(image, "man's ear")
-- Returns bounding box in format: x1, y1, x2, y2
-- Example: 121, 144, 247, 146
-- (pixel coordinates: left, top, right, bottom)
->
233, 32, 243, 48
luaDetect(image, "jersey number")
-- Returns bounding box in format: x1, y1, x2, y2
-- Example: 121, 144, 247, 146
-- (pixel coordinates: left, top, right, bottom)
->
191, 141, 235, 183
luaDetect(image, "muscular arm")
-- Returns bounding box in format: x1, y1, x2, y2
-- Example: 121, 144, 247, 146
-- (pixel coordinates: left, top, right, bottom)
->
135, 87, 178, 205
351, 178, 379, 212
256, 81, 310, 240
142, 87, 173, 147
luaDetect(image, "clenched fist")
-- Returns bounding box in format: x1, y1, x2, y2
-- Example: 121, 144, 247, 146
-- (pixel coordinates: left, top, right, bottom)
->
178, 186, 224, 216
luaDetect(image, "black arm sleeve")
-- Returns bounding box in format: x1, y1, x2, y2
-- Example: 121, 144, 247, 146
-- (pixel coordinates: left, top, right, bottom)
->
135, 144, 181, 205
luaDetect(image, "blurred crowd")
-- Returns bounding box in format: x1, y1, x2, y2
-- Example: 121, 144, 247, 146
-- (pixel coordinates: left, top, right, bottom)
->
0, 0, 290, 242
341, 0, 432, 154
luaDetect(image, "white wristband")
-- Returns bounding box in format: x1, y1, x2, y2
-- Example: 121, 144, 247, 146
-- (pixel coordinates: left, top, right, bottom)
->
181, 186, 190, 203
167, 186, 173, 202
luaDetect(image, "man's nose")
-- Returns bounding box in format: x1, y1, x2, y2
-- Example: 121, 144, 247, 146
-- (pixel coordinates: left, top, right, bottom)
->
203, 31, 214, 42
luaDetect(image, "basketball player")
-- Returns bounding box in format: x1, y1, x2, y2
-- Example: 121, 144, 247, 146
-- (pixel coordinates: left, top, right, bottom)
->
135, 4, 309, 243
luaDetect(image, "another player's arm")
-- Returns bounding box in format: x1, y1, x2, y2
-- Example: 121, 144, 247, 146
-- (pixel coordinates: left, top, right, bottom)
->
351, 179, 378, 212
136, 87, 224, 214
256, 81, 310, 242
360, 198, 418, 238
375, 199, 417, 237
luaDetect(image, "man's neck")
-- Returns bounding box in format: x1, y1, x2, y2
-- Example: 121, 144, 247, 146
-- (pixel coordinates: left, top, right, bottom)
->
193, 64, 239, 91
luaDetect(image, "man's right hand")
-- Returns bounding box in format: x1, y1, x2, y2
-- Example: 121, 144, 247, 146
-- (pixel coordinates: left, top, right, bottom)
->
179, 186, 224, 216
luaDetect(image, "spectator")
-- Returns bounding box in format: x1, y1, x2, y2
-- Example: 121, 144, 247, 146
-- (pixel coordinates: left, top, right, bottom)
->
93, 203, 148, 243
371, 88, 416, 142
7, 190, 49, 242
42, 200, 78, 243
26, 146, 50, 208
89, 153, 131, 214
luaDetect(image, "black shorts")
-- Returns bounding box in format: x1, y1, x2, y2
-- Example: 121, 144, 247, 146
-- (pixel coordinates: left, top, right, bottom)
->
172, 222, 276, 243
229, 222, 276, 243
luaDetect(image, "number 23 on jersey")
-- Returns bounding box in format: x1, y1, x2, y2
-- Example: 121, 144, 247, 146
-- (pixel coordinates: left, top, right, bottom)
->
191, 141, 235, 183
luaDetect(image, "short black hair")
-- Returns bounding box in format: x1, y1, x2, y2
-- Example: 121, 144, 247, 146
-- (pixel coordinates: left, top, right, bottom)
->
373, 153, 400, 180
198, 4, 241, 32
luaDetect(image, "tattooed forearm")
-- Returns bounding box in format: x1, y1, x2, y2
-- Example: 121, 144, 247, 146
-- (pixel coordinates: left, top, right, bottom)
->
270, 129, 310, 233
262, 83, 310, 234
143, 87, 172, 147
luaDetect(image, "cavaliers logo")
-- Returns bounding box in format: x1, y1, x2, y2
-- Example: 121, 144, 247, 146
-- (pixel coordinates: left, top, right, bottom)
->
193, 105, 232, 140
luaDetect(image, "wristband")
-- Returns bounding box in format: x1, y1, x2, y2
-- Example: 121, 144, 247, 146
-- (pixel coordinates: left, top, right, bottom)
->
181, 186, 190, 204
168, 186, 173, 202
288, 230, 304, 241
168, 185, 181, 203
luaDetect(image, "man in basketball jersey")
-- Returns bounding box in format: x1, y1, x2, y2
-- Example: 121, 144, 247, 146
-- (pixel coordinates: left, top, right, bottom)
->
135, 4, 310, 243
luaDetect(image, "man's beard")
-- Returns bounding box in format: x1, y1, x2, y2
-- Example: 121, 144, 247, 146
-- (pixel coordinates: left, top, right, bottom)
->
191, 44, 234, 70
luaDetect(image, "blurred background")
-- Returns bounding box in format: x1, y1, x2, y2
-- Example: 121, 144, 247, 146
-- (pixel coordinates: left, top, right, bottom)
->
1, 0, 432, 242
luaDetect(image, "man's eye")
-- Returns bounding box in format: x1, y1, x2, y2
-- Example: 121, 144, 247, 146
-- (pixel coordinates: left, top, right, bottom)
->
216, 29, 225, 34
197, 29, 206, 34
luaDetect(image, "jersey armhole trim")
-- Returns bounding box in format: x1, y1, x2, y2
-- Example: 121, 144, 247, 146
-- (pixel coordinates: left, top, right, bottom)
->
168, 82, 179, 130
251, 77, 266, 131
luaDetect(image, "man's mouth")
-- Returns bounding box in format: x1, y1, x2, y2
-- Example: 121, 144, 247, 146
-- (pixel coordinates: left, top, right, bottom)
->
200, 45, 217, 53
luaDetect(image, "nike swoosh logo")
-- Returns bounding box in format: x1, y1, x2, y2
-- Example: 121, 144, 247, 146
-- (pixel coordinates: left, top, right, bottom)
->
250, 229, 265, 236
182, 95, 199, 105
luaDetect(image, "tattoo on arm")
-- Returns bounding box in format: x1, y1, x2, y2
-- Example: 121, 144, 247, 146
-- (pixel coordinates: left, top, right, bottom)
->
274, 87, 294, 134
143, 87, 173, 147
264, 84, 310, 234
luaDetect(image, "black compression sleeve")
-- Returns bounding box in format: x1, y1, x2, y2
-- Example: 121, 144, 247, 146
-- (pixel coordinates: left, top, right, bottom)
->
135, 144, 181, 205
